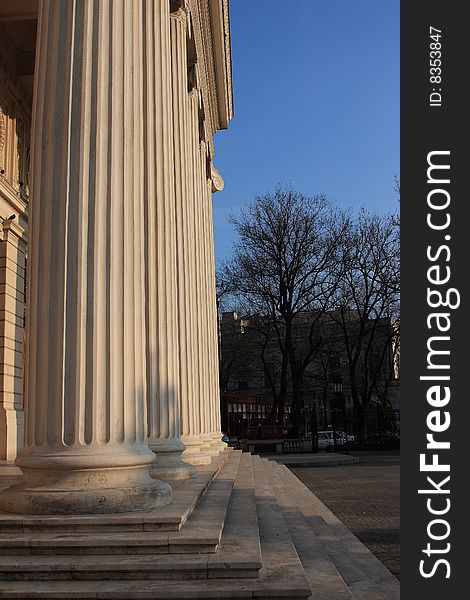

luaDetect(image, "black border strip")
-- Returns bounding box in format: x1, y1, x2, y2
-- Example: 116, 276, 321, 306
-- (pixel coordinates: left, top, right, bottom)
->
401, 1, 467, 597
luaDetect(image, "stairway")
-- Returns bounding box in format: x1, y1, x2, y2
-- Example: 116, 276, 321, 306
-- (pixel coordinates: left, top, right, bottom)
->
0, 451, 399, 599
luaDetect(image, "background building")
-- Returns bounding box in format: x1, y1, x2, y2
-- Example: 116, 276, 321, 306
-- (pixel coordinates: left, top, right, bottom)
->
220, 310, 400, 444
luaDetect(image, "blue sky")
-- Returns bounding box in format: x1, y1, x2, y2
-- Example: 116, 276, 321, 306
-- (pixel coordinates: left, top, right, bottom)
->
212, 0, 399, 264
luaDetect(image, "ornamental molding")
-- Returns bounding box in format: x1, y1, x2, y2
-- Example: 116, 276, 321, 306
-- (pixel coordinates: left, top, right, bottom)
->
170, 10, 186, 24
211, 165, 224, 193
188, 0, 233, 134
221, 0, 233, 122
0, 106, 5, 156
1, 215, 26, 242
188, 0, 218, 136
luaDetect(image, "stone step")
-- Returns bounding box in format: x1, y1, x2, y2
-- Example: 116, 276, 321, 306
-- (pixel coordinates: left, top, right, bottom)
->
207, 451, 262, 578
0, 553, 248, 582
0, 452, 311, 599
0, 450, 233, 535
250, 455, 311, 600
261, 458, 353, 600
0, 451, 263, 582
0, 577, 309, 599
0, 450, 241, 555
273, 462, 400, 600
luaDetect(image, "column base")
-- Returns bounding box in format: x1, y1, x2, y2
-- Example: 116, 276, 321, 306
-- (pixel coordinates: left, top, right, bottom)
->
200, 437, 219, 457
211, 433, 228, 452
149, 447, 197, 481
0, 464, 172, 515
181, 437, 212, 466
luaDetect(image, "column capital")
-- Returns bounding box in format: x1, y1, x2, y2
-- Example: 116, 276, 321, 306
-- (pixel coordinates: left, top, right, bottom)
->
170, 0, 187, 22
188, 87, 199, 104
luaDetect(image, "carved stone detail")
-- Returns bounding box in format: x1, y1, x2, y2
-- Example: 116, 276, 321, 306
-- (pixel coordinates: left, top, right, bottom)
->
211, 164, 224, 193
222, 0, 233, 119
0, 105, 5, 156
170, 0, 187, 23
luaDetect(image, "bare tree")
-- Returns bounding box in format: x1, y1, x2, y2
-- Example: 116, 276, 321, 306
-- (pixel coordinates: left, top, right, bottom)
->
330, 209, 400, 443
221, 187, 345, 431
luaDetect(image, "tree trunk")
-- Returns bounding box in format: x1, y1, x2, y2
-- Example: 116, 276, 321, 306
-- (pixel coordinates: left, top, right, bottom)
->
351, 389, 366, 446
290, 373, 304, 437
322, 391, 328, 428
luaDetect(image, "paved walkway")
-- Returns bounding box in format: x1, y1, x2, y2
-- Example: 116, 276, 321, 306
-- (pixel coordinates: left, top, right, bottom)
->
290, 451, 400, 579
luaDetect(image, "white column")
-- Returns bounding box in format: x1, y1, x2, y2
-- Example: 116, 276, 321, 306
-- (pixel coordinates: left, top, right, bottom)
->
196, 141, 218, 455
208, 165, 227, 451
171, 5, 210, 466
0, 0, 171, 514
144, 0, 196, 481
188, 94, 216, 458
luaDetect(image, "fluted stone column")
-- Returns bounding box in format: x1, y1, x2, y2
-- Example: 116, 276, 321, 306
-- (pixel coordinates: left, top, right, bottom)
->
188, 98, 216, 458
0, 0, 172, 514
144, 0, 196, 481
207, 165, 227, 451
196, 142, 219, 456
171, 4, 210, 466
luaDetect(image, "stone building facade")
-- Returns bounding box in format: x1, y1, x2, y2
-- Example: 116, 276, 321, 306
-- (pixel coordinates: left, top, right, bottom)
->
0, 0, 232, 514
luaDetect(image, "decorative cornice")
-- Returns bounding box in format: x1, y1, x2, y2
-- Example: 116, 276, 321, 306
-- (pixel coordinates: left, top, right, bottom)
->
188, 0, 217, 136
222, 0, 233, 120
187, 0, 233, 134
